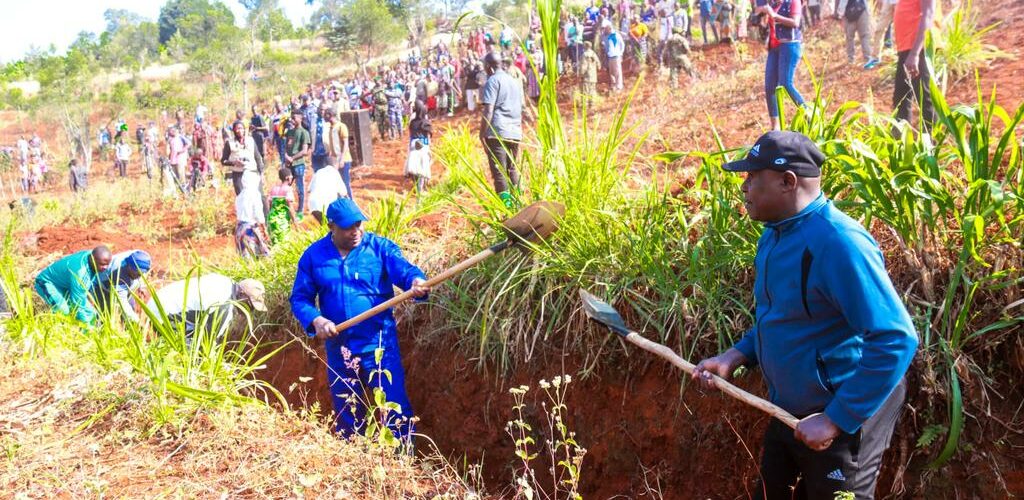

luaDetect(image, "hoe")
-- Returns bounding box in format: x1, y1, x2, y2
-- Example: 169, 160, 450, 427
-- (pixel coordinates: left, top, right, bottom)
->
330, 201, 565, 335
579, 289, 800, 429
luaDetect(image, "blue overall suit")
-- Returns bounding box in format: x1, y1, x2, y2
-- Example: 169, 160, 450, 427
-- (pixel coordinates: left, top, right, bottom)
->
290, 229, 426, 439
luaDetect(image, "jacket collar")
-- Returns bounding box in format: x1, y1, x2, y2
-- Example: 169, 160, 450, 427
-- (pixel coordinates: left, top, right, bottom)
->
764, 192, 827, 232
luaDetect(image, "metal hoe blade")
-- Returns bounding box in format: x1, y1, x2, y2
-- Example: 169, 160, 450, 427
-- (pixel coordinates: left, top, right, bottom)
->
578, 289, 631, 337
502, 201, 565, 245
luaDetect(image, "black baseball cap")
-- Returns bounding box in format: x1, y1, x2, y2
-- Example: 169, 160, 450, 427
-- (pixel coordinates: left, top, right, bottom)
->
722, 131, 825, 178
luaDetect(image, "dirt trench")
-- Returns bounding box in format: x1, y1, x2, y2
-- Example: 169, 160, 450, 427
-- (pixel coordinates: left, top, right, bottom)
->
261, 318, 991, 499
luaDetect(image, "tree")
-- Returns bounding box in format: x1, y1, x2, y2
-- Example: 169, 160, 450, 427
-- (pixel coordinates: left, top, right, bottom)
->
103, 8, 147, 33
239, 0, 294, 43
157, 0, 235, 52
99, 9, 161, 70
325, 0, 405, 71
32, 47, 97, 171
188, 24, 249, 116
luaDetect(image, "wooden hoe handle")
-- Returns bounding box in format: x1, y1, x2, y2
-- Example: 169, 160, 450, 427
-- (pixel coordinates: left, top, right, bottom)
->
333, 240, 511, 334
624, 332, 801, 430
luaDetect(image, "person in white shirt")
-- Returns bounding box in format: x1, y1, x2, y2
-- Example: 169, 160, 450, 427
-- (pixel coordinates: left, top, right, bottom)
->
235, 171, 270, 258
307, 162, 349, 223
114, 136, 132, 178
657, 0, 676, 65
222, 121, 259, 196
144, 273, 266, 340
404, 138, 431, 193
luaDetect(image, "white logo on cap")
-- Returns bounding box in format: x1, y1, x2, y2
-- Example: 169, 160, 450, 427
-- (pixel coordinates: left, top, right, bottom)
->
774, 158, 787, 165
750, 144, 761, 156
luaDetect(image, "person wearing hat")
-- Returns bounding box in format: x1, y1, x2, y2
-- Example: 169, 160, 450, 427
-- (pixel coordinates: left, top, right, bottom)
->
692, 131, 917, 499
290, 198, 429, 441
90, 249, 153, 324
145, 273, 266, 340
34, 246, 113, 325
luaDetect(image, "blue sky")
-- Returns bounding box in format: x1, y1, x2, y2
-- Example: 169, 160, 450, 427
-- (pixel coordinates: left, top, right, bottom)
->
0, 0, 318, 64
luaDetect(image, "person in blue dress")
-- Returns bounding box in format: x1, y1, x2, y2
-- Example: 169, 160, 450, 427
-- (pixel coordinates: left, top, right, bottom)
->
290, 198, 430, 442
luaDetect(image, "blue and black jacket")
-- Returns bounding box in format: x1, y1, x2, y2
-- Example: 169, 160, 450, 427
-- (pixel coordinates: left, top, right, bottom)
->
733, 194, 918, 434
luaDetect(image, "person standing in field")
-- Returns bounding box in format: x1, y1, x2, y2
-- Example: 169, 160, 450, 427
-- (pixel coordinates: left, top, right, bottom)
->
69, 158, 88, 193
834, 0, 874, 67
758, 0, 807, 130
307, 160, 350, 224
222, 121, 259, 196
310, 104, 332, 173
693, 130, 917, 499
284, 109, 311, 215
699, 0, 720, 44
603, 20, 626, 91
34, 246, 113, 326
385, 83, 406, 141
479, 51, 524, 209
892, 0, 934, 131
805, 0, 822, 26
142, 121, 158, 180
580, 41, 601, 99
324, 108, 353, 200
666, 27, 696, 88
234, 170, 270, 259
267, 168, 297, 245
114, 135, 132, 178
869, 0, 897, 65
166, 126, 189, 192
290, 198, 430, 440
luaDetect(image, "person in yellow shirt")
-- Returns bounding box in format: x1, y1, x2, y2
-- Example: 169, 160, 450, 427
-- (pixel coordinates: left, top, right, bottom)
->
629, 15, 651, 69
324, 108, 353, 199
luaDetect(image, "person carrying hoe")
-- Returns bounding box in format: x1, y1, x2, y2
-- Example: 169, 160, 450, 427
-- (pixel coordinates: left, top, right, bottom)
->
693, 130, 918, 499
290, 198, 430, 443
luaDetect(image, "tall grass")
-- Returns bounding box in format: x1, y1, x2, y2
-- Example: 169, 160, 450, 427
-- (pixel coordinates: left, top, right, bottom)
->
0, 227, 288, 431
930, 0, 1014, 87
425, 0, 1024, 468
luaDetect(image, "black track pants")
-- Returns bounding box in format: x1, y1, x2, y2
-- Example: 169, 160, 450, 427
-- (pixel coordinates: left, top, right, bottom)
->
754, 378, 906, 500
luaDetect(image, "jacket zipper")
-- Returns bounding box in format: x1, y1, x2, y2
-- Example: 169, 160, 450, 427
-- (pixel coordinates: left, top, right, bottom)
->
757, 230, 781, 397
816, 351, 836, 393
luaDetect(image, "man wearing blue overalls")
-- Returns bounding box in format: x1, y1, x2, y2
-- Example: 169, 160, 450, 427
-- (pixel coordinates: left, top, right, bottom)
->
290, 198, 429, 442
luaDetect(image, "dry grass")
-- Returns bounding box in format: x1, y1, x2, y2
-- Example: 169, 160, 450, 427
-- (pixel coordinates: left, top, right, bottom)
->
0, 339, 474, 499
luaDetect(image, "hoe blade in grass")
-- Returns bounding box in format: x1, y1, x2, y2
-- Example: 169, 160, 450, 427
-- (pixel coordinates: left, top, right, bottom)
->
578, 289, 630, 337
502, 201, 565, 245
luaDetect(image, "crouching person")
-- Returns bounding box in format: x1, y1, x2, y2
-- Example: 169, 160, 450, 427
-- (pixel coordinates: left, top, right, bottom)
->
144, 273, 267, 340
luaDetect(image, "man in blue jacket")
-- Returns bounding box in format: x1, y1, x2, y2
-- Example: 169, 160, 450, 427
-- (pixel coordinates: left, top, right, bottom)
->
693, 131, 918, 499
290, 198, 429, 442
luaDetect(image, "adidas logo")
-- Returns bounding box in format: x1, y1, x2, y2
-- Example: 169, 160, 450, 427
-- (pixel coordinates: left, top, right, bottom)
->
826, 468, 847, 482
750, 144, 761, 156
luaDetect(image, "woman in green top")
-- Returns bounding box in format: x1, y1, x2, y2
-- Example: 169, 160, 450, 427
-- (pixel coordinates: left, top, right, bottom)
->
267, 168, 297, 245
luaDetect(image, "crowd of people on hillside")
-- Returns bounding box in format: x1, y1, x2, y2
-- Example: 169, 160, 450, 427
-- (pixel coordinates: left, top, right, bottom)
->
16, 0, 945, 493
1, 134, 49, 195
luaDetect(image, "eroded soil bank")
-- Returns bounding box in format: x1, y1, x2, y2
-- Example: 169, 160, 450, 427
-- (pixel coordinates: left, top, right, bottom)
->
259, 321, 1024, 499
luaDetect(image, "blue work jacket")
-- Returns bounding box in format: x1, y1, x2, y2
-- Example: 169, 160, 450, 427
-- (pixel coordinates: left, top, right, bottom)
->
733, 194, 918, 434
290, 232, 426, 353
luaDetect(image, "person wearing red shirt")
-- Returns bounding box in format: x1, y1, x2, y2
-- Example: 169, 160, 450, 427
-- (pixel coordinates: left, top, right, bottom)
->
892, 0, 935, 131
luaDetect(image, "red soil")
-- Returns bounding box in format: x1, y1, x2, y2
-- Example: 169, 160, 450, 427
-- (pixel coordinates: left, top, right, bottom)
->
7, 0, 1024, 495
